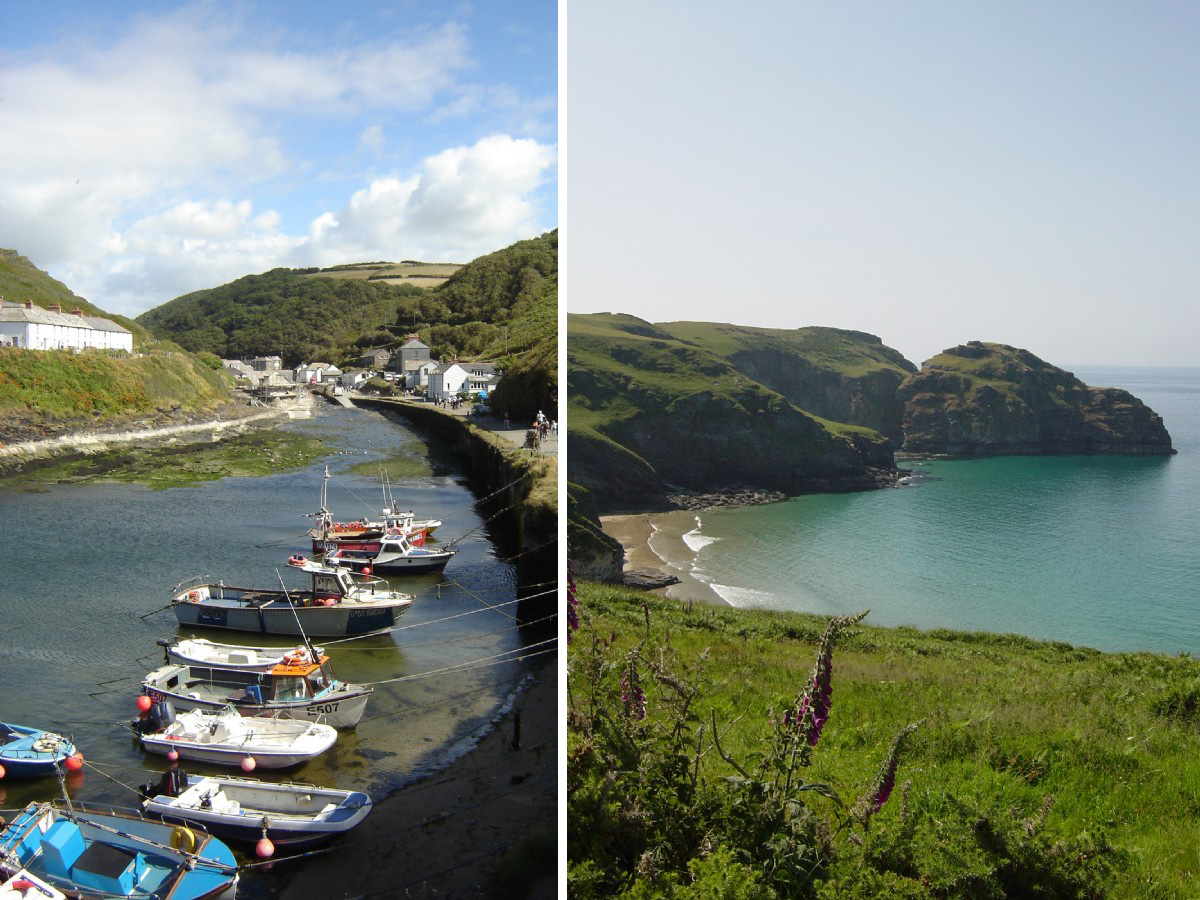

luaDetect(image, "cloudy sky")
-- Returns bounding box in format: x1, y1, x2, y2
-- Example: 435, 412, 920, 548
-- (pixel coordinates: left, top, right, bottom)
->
566, 2, 1200, 368
1, 0, 556, 317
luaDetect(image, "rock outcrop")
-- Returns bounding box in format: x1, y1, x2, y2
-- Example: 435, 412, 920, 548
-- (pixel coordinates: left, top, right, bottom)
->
898, 342, 1174, 456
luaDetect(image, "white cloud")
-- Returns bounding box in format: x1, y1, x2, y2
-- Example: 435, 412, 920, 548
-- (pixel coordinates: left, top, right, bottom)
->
299, 134, 556, 264
0, 5, 550, 316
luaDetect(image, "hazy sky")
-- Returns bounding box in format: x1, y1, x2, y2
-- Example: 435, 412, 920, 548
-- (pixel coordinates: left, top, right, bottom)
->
1, 0, 556, 317
566, 2, 1200, 367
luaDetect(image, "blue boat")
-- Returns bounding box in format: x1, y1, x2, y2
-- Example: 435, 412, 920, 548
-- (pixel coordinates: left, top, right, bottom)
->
0, 723, 80, 779
0, 801, 238, 899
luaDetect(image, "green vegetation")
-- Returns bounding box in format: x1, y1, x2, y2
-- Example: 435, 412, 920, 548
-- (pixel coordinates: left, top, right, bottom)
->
567, 312, 889, 512
660, 321, 916, 381
0, 346, 229, 421
570, 582, 1200, 897
135, 231, 557, 421
1, 430, 327, 490
136, 268, 426, 367
899, 342, 1174, 455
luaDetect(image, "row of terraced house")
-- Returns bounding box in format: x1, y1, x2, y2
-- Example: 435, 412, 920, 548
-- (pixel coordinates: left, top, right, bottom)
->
0, 298, 133, 352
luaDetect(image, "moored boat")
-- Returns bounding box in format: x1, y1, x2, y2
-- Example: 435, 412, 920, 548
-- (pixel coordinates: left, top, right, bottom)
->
307, 466, 441, 553
139, 769, 372, 851
141, 650, 371, 729
170, 555, 414, 637
325, 532, 456, 575
162, 638, 319, 672
137, 705, 336, 769
0, 800, 238, 899
0, 724, 82, 779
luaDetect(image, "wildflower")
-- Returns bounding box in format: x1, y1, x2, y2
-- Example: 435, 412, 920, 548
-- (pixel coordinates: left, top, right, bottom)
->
566, 564, 579, 641
852, 722, 920, 827
788, 610, 867, 748
620, 653, 646, 720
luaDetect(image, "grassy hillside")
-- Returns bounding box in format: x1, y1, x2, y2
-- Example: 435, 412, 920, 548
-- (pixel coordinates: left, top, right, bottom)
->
658, 322, 916, 444
570, 582, 1200, 897
660, 322, 915, 379
567, 312, 893, 513
0, 250, 233, 444
0, 346, 232, 445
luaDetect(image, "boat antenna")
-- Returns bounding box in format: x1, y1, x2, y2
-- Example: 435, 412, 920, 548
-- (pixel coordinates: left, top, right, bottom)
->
275, 567, 322, 671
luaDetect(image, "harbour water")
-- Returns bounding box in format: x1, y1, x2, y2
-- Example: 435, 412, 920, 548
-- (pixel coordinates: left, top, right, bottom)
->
0, 402, 532, 894
631, 366, 1200, 656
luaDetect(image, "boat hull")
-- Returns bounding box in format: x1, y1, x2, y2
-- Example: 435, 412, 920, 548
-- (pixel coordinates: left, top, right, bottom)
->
0, 725, 78, 779
142, 775, 371, 850
172, 599, 406, 637
139, 710, 337, 769
327, 548, 454, 574
142, 685, 371, 730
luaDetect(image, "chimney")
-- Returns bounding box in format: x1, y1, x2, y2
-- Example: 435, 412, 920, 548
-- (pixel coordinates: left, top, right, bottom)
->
48, 303, 61, 313
73, 308, 84, 317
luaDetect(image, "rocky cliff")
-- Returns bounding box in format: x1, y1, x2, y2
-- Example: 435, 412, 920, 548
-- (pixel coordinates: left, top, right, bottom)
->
567, 314, 898, 516
660, 323, 916, 445
898, 342, 1174, 456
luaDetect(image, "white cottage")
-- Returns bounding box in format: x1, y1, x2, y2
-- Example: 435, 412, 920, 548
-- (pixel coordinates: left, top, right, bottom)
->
0, 300, 133, 352
427, 361, 501, 401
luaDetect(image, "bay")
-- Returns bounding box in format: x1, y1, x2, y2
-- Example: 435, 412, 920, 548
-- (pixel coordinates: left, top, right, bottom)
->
643, 366, 1200, 655
0, 403, 528, 894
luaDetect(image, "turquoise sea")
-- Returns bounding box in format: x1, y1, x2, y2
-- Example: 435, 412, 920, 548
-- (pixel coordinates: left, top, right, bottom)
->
649, 366, 1200, 655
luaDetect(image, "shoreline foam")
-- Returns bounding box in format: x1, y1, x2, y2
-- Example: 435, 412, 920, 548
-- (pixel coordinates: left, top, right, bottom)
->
601, 511, 731, 607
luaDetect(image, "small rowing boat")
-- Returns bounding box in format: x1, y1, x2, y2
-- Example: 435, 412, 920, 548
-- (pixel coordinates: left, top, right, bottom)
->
140, 769, 372, 851
0, 724, 82, 779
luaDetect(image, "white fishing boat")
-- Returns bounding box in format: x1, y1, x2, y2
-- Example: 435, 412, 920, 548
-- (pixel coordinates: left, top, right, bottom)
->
140, 769, 372, 851
162, 638, 319, 672
141, 649, 371, 730
138, 705, 336, 769
325, 532, 456, 575
170, 555, 415, 637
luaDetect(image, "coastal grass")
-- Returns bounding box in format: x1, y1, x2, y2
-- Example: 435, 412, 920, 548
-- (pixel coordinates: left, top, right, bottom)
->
1, 430, 328, 490
570, 582, 1200, 897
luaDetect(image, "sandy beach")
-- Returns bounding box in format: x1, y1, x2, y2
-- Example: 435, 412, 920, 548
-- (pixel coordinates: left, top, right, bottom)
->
276, 657, 557, 899
601, 512, 729, 606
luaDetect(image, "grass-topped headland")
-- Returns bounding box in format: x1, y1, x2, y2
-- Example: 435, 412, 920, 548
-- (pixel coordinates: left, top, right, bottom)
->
569, 581, 1200, 897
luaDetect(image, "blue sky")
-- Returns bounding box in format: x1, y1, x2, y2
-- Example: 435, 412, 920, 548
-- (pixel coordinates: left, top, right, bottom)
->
1, 0, 557, 317
566, 2, 1200, 367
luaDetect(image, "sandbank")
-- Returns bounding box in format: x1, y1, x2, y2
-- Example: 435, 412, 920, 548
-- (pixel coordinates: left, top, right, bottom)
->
601, 512, 731, 607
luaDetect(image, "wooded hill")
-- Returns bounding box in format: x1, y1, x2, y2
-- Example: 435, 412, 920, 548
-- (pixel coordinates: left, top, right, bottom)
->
136, 231, 556, 368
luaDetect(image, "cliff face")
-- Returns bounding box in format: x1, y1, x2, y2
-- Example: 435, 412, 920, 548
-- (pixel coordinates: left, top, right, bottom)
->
898, 342, 1174, 456
727, 349, 911, 445
658, 323, 917, 446
567, 314, 898, 516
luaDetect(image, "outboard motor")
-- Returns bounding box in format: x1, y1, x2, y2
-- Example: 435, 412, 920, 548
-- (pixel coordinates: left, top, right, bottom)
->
139, 766, 189, 800
133, 699, 176, 735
